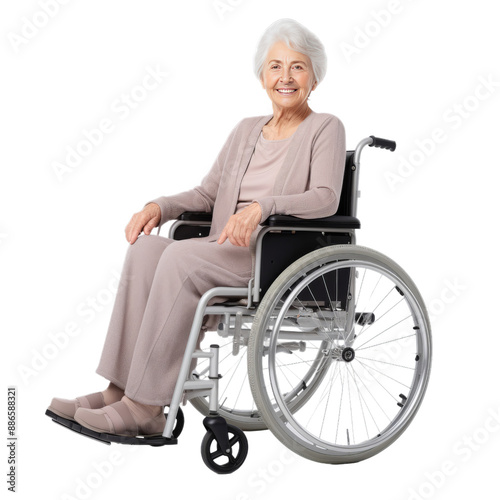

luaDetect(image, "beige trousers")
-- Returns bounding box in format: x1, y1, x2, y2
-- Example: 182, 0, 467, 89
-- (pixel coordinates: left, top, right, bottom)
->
96, 234, 253, 406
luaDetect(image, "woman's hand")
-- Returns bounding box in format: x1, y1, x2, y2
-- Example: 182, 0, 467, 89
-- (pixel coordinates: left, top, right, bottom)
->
217, 202, 262, 247
125, 203, 161, 244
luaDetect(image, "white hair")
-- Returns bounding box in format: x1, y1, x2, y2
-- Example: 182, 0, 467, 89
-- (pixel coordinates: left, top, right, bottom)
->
253, 18, 327, 85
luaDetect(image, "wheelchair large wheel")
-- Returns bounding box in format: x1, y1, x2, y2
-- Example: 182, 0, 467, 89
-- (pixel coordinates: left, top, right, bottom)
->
248, 245, 432, 464
190, 330, 267, 431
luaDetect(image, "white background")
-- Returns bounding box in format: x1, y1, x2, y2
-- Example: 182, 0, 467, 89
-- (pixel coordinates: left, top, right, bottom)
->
1, 1, 499, 499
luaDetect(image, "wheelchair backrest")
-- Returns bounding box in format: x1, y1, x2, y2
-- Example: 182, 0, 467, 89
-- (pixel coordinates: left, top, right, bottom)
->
256, 150, 358, 300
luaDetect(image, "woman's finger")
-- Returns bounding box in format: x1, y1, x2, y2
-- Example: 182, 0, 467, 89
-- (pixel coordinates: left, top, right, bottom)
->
143, 217, 157, 235
228, 231, 238, 246
217, 228, 227, 245
125, 205, 161, 244
238, 224, 247, 246
244, 228, 252, 247
126, 213, 145, 244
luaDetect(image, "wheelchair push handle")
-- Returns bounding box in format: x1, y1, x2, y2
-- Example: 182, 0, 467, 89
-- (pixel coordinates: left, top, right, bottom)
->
369, 136, 396, 152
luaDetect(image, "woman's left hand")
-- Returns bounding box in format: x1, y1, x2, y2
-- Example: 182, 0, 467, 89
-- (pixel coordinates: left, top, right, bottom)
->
217, 202, 262, 247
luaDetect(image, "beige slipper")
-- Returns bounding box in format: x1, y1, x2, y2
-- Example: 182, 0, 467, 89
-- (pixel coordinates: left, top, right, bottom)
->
74, 400, 166, 437
48, 392, 107, 421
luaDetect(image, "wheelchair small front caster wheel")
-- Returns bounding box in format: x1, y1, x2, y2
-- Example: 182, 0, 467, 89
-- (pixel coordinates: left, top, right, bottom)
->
164, 407, 184, 439
201, 423, 248, 474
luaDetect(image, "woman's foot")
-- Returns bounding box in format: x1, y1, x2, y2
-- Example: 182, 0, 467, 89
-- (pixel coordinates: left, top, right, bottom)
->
74, 396, 165, 437
48, 382, 125, 421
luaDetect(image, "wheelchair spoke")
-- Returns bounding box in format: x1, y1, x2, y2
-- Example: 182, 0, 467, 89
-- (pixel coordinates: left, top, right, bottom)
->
354, 359, 400, 403
355, 356, 415, 372
285, 287, 309, 314
355, 286, 397, 341
356, 296, 406, 344
346, 363, 355, 445
276, 353, 315, 390
350, 361, 390, 421
355, 314, 412, 350
321, 273, 338, 312
354, 267, 368, 312
275, 358, 317, 368
228, 433, 242, 449
321, 274, 346, 343
334, 364, 346, 443
364, 272, 383, 309
319, 359, 338, 439
307, 361, 340, 430
210, 446, 225, 461
275, 359, 297, 391
301, 282, 344, 343
353, 358, 413, 389
219, 346, 247, 402
349, 271, 382, 341
356, 332, 416, 351
232, 371, 248, 410
348, 363, 382, 436
347, 363, 370, 442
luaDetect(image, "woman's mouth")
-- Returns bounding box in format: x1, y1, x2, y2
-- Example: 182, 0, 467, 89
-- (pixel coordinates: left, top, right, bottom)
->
276, 89, 297, 95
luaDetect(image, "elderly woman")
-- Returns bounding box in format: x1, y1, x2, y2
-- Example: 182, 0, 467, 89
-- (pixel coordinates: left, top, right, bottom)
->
48, 18, 346, 437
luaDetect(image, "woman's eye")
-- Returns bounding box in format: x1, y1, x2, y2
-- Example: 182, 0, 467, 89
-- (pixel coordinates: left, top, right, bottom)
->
269, 64, 303, 70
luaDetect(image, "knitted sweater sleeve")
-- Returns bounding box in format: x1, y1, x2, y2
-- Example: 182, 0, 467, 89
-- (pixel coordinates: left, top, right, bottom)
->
143, 120, 242, 229
252, 115, 346, 223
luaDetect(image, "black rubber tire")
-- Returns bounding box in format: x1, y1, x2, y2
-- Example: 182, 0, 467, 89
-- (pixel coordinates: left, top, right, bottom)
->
165, 407, 184, 438
201, 424, 248, 474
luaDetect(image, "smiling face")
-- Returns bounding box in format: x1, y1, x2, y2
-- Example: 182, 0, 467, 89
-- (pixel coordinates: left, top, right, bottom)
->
260, 40, 317, 113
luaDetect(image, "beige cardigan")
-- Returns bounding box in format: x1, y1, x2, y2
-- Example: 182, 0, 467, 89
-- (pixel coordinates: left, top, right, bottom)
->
146, 110, 346, 274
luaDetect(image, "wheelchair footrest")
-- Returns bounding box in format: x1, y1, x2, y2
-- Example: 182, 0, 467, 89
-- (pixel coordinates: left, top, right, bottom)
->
45, 409, 177, 447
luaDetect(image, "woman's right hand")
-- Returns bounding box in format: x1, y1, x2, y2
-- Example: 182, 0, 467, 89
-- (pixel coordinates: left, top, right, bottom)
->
124, 203, 161, 244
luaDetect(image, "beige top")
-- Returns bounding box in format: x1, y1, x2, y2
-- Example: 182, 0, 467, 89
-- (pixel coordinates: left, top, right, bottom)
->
146, 111, 346, 275
235, 131, 292, 214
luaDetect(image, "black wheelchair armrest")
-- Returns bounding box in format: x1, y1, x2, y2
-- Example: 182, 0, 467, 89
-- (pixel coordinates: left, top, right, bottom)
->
175, 212, 360, 229
262, 214, 361, 229
170, 212, 213, 240
177, 211, 213, 222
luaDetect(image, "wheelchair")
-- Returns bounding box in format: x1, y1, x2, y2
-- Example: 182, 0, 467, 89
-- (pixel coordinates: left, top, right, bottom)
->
46, 135, 432, 475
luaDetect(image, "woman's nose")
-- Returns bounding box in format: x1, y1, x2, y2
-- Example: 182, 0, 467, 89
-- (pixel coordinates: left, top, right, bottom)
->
280, 70, 292, 83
